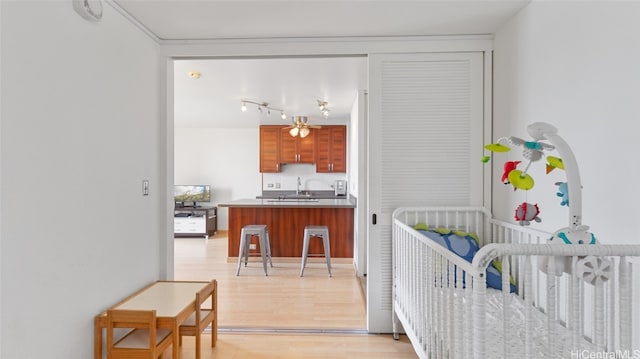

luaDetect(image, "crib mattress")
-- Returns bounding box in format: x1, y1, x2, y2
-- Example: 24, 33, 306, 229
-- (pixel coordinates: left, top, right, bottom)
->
455, 289, 599, 358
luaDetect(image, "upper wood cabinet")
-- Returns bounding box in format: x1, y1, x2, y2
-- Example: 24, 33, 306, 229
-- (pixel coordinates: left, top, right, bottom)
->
280, 128, 315, 164
260, 125, 346, 173
316, 125, 347, 173
260, 126, 281, 173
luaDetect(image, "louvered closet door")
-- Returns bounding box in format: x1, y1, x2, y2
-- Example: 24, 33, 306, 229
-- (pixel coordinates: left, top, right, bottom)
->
367, 52, 485, 332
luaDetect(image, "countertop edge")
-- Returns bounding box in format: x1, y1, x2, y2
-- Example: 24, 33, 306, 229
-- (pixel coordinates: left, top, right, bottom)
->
219, 198, 356, 209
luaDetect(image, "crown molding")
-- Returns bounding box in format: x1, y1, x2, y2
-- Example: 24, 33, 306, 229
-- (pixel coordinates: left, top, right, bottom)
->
105, 0, 161, 43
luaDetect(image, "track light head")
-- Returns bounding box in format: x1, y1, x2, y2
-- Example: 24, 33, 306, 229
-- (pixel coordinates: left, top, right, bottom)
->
317, 100, 329, 118
240, 100, 285, 118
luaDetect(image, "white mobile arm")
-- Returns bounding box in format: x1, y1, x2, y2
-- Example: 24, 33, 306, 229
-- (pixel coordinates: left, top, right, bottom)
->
527, 122, 583, 229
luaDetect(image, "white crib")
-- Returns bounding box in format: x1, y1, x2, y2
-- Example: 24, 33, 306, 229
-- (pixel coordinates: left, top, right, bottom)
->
392, 206, 640, 359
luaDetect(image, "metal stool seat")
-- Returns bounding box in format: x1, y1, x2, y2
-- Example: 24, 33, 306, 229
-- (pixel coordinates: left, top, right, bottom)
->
236, 224, 273, 276
300, 225, 332, 277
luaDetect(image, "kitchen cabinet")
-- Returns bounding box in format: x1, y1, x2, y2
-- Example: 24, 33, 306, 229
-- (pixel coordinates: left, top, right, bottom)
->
316, 125, 346, 173
221, 200, 355, 258
260, 126, 281, 172
280, 128, 315, 164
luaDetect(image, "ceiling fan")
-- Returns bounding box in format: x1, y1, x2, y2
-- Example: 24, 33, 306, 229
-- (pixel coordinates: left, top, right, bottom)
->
284, 116, 321, 138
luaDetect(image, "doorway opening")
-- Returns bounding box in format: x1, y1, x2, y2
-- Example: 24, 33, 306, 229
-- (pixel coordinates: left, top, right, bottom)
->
171, 55, 368, 332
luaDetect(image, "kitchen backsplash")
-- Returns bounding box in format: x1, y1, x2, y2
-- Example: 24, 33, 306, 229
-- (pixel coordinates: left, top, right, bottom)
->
262, 164, 347, 192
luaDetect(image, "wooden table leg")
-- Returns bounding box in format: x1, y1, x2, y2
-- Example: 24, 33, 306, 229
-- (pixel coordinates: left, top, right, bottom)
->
212, 281, 217, 347
94, 315, 104, 359
172, 323, 180, 359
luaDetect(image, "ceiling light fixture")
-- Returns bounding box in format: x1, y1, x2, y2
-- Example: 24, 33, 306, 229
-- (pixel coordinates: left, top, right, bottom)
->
284, 116, 321, 138
240, 100, 285, 118
317, 100, 329, 118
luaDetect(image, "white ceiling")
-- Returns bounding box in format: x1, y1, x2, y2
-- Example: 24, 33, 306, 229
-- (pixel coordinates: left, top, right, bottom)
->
174, 56, 367, 128
112, 1, 530, 128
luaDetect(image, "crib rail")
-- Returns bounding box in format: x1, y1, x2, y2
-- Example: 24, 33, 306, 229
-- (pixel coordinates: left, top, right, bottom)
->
392, 207, 640, 359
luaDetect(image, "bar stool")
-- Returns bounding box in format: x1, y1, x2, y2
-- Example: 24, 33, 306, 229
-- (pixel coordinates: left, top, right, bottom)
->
300, 225, 332, 277
236, 225, 273, 276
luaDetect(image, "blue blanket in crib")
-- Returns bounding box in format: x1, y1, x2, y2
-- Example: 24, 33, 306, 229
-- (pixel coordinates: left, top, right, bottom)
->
417, 229, 516, 293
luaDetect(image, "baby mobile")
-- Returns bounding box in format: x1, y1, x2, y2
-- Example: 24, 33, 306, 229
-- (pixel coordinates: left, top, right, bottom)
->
480, 123, 606, 280
482, 131, 565, 226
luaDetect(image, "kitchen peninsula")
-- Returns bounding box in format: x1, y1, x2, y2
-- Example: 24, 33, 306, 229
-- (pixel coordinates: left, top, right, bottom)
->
219, 197, 356, 258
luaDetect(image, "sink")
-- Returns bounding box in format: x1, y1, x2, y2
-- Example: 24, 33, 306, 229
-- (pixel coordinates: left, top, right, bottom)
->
267, 198, 320, 202
284, 193, 314, 199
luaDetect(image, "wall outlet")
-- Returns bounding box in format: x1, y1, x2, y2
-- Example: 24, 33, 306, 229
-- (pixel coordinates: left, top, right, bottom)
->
275, 183, 281, 188
249, 243, 257, 250
267, 183, 274, 188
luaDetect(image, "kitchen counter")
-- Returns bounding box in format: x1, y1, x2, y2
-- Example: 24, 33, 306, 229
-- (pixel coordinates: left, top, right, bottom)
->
219, 197, 355, 209
220, 197, 355, 258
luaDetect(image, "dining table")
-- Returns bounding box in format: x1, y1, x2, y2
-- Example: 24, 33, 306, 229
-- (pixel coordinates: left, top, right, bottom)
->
94, 280, 212, 359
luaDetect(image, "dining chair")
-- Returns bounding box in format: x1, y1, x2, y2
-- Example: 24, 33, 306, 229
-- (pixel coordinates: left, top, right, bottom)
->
179, 279, 217, 359
106, 309, 173, 359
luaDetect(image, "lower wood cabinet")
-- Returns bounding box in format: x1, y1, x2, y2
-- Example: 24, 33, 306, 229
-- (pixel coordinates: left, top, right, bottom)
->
226, 206, 354, 258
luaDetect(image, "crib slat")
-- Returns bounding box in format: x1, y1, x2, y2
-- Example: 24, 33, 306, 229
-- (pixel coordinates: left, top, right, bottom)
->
570, 257, 580, 352
501, 256, 510, 358
524, 256, 533, 359
606, 259, 616, 351
473, 277, 487, 358
453, 265, 463, 357
546, 258, 558, 358
594, 280, 605, 348
619, 258, 631, 352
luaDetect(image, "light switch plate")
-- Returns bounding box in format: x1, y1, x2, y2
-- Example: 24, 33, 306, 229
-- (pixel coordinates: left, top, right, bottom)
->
142, 180, 149, 196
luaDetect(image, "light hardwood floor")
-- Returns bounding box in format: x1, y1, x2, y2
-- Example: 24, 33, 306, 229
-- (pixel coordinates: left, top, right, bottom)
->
172, 231, 417, 358
171, 332, 416, 359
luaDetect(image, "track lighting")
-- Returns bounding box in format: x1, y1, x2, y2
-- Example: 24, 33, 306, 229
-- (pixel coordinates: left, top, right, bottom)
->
317, 100, 329, 118
240, 100, 285, 118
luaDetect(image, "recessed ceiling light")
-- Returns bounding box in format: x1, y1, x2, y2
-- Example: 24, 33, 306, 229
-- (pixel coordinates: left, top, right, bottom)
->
188, 71, 201, 79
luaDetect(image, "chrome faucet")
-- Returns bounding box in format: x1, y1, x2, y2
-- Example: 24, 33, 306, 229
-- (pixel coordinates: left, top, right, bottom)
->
296, 177, 302, 195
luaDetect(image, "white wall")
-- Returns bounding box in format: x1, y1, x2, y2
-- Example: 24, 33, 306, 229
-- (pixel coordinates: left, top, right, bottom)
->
174, 127, 261, 229
493, 1, 640, 349
0, 2, 161, 358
